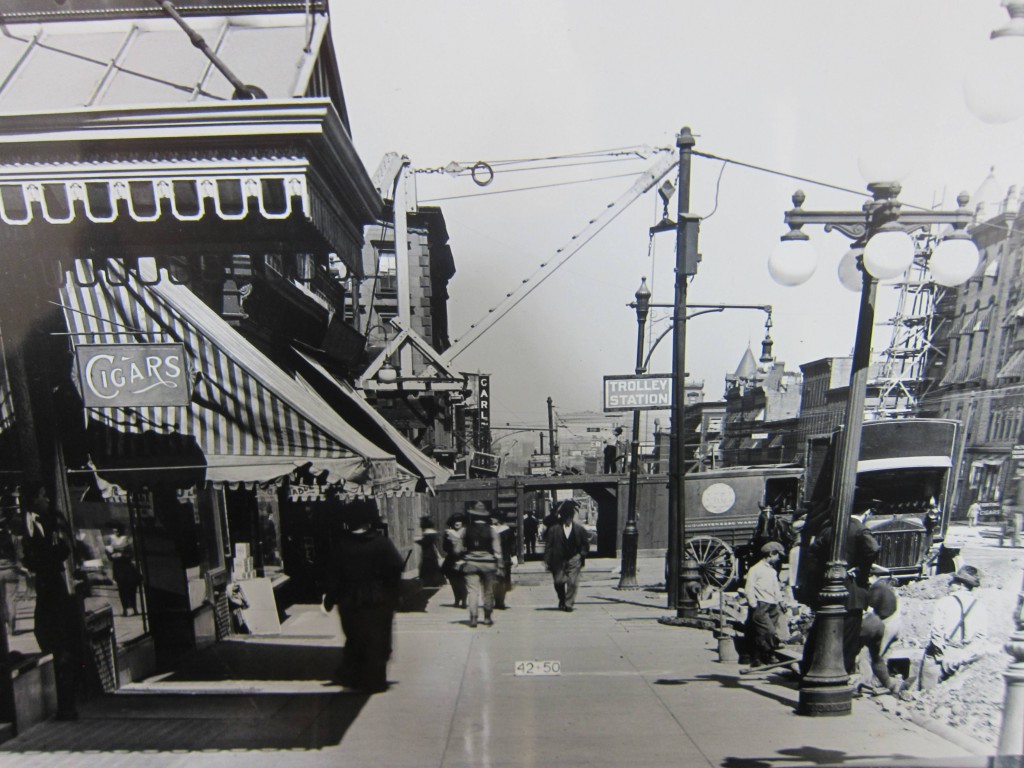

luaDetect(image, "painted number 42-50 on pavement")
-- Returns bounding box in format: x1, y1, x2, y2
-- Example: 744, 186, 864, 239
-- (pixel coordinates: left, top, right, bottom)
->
514, 660, 561, 676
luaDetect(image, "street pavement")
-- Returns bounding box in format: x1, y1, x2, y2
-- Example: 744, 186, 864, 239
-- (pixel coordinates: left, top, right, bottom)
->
0, 556, 994, 768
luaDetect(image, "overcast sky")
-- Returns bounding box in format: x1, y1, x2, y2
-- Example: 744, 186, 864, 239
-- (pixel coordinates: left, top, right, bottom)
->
332, 1, 1024, 433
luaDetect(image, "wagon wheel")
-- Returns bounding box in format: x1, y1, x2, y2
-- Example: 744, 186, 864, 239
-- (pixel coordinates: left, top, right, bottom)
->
684, 536, 737, 590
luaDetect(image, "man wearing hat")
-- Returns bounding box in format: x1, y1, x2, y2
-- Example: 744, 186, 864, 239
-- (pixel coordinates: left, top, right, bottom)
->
461, 502, 501, 627
323, 504, 404, 693
919, 564, 991, 689
743, 540, 787, 667
542, 499, 590, 611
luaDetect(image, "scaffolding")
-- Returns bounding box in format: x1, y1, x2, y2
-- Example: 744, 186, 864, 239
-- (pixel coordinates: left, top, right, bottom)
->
870, 234, 947, 418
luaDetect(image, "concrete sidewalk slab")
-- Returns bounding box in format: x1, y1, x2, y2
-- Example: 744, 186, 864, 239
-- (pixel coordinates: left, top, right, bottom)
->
0, 557, 991, 768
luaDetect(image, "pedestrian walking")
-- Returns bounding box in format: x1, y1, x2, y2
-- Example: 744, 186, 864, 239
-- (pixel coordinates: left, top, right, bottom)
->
462, 502, 500, 627
104, 523, 141, 616
523, 510, 539, 556
20, 482, 87, 720
543, 499, 590, 612
322, 505, 404, 693
743, 541, 786, 668
414, 515, 445, 588
492, 514, 515, 610
0, 509, 19, 637
442, 514, 467, 608
966, 501, 981, 527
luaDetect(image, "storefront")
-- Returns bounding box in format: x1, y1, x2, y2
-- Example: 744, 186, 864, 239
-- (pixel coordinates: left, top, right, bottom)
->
0, 254, 451, 734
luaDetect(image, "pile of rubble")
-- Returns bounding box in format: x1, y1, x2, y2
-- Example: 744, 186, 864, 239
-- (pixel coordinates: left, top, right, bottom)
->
868, 557, 1022, 748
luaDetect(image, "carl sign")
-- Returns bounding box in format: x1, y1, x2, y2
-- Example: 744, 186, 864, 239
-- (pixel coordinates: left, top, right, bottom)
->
76, 343, 190, 408
603, 374, 672, 412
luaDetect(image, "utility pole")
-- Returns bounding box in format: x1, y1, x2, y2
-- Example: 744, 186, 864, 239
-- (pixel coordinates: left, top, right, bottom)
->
667, 127, 703, 617
547, 397, 556, 470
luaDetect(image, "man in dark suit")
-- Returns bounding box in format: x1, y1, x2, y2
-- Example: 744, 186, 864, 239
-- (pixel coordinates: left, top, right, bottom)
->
542, 500, 590, 612
800, 503, 886, 675
20, 483, 88, 720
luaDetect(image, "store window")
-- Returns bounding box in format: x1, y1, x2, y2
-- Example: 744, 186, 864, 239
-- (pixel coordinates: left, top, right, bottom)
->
70, 491, 146, 646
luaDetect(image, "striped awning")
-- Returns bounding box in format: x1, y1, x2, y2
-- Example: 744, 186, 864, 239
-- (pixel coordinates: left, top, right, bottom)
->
940, 360, 967, 387
60, 258, 403, 492
1003, 299, 1024, 327
0, 332, 17, 481
998, 350, 1024, 380
0, 336, 12, 438
972, 306, 994, 333
958, 310, 977, 336
292, 349, 452, 491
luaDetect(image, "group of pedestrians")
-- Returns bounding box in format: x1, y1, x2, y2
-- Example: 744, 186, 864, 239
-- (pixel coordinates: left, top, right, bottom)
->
428, 499, 590, 625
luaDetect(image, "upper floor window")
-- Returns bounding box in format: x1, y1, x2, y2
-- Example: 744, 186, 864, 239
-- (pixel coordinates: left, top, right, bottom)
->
377, 250, 398, 292
265, 254, 284, 275
295, 254, 315, 283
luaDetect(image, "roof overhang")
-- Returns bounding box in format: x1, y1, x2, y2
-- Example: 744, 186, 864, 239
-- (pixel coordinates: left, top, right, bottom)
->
3, 0, 327, 23
0, 99, 382, 272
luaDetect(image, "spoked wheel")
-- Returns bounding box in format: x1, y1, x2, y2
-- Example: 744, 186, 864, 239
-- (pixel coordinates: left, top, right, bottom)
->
684, 536, 737, 590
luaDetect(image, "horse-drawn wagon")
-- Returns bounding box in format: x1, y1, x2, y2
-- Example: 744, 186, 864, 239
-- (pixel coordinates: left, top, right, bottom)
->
676, 464, 803, 589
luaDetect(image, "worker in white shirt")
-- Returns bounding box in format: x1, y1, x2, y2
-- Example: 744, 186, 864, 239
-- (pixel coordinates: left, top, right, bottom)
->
919, 565, 992, 689
743, 541, 787, 668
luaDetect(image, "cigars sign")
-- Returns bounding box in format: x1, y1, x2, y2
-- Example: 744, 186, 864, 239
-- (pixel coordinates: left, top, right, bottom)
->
76, 343, 190, 408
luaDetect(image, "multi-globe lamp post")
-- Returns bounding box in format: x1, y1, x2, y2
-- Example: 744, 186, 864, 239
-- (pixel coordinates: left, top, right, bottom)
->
768, 182, 978, 716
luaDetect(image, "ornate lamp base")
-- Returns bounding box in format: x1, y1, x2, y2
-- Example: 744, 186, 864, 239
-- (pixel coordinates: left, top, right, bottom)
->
798, 683, 854, 717
617, 528, 639, 590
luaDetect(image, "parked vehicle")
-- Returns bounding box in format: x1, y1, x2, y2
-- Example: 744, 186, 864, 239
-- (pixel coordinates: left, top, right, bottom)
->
672, 464, 803, 589
797, 417, 961, 584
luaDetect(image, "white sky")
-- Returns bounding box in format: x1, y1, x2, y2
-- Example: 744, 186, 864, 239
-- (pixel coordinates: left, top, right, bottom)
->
332, 1, 1024, 432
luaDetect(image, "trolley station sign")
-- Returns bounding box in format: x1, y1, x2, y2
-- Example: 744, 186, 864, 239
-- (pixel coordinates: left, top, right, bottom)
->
76, 343, 190, 408
603, 374, 672, 412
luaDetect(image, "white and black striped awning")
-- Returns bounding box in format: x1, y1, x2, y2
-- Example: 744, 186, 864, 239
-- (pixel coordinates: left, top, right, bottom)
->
59, 257, 407, 493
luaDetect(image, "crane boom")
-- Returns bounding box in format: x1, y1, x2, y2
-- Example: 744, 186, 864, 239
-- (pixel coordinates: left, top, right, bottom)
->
442, 149, 678, 365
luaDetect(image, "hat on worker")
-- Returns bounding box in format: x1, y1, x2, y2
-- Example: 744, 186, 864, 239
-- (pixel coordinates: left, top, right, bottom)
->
952, 564, 981, 589
760, 541, 785, 556
867, 580, 898, 620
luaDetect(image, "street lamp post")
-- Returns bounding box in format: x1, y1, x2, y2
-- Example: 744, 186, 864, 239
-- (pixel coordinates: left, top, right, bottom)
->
769, 183, 977, 717
618, 277, 652, 589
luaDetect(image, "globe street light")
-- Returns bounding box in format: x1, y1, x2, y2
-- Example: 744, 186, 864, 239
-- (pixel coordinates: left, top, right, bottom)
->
770, 183, 977, 717
618, 277, 652, 589
964, 1, 1024, 124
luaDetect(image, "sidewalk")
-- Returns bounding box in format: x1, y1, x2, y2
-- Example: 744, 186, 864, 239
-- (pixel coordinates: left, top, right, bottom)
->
0, 557, 990, 768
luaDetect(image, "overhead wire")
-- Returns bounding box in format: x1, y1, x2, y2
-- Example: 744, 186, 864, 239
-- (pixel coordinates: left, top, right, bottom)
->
447, 149, 675, 359
415, 145, 654, 176
444, 156, 643, 177
420, 171, 643, 203
438, 142, 995, 371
